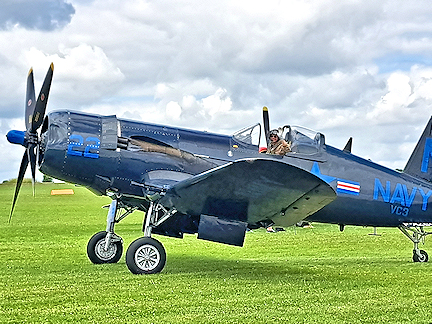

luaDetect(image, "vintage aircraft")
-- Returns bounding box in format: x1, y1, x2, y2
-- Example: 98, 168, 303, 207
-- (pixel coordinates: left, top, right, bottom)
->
7, 64, 432, 274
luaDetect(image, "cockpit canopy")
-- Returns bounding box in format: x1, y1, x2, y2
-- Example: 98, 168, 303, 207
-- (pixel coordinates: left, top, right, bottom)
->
232, 123, 261, 147
282, 125, 325, 154
232, 123, 325, 155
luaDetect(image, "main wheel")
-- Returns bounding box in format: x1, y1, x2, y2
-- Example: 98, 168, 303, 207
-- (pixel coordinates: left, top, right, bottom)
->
126, 237, 166, 274
413, 249, 429, 262
87, 231, 123, 264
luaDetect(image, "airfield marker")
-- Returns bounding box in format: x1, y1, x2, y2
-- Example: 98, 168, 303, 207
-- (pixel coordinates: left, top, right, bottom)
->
50, 189, 74, 195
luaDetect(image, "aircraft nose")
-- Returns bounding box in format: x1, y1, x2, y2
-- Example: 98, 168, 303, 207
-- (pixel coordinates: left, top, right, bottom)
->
6, 130, 26, 146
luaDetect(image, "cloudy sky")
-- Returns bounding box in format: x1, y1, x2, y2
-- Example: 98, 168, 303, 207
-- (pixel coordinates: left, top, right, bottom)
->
1, 0, 432, 182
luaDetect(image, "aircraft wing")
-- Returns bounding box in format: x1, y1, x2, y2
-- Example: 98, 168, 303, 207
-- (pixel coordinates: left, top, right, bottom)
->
160, 158, 336, 227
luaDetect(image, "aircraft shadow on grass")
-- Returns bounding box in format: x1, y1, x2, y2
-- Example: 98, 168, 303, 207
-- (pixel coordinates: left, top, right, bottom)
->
7, 64, 432, 274
135, 253, 407, 278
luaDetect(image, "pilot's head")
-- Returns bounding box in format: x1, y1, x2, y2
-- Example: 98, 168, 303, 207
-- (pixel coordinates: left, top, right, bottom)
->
269, 129, 279, 142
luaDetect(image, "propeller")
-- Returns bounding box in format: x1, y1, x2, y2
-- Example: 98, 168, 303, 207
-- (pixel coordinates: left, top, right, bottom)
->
7, 63, 54, 221
263, 106, 270, 146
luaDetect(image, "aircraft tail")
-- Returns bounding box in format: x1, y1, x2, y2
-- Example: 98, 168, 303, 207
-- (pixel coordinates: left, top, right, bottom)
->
403, 116, 432, 181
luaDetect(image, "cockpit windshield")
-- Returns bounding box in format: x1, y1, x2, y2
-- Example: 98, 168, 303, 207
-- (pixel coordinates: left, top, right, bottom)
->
232, 123, 261, 147
282, 125, 325, 154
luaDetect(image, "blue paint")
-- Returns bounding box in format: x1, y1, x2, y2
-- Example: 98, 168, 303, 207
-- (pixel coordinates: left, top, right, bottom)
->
403, 185, 417, 208
6, 130, 25, 146
67, 134, 84, 156
421, 138, 432, 173
83, 137, 100, 159
374, 178, 430, 211
390, 183, 405, 206
310, 162, 336, 183
373, 178, 390, 202
419, 188, 432, 211
67, 134, 100, 159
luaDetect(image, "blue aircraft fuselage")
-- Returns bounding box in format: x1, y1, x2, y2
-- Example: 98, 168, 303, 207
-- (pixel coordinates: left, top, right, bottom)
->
38, 110, 432, 229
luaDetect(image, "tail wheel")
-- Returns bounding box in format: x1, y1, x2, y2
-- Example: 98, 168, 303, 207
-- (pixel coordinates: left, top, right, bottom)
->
413, 249, 429, 262
126, 237, 166, 274
87, 231, 123, 264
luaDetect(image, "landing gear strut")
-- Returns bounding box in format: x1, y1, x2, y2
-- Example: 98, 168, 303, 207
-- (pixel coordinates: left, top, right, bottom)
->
87, 199, 137, 264
125, 200, 177, 274
399, 224, 431, 263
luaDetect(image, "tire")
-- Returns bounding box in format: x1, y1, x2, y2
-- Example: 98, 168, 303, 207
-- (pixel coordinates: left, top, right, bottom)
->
87, 231, 123, 264
126, 237, 166, 274
413, 249, 429, 262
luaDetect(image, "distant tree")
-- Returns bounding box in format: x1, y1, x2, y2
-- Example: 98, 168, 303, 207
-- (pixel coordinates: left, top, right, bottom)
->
43, 175, 53, 182
2, 178, 32, 184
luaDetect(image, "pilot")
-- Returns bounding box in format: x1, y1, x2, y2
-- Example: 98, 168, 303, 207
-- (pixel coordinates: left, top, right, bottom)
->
267, 129, 291, 155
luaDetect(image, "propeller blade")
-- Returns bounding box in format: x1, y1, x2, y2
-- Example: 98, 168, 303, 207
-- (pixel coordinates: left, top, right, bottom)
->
28, 144, 37, 196
9, 151, 29, 222
31, 63, 54, 132
263, 106, 270, 146
25, 68, 36, 131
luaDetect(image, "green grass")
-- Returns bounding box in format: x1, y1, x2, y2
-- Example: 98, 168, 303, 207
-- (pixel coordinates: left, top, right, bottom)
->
1, 183, 432, 323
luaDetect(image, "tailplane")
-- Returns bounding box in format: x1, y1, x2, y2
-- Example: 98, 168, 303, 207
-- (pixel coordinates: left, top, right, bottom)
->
404, 116, 432, 181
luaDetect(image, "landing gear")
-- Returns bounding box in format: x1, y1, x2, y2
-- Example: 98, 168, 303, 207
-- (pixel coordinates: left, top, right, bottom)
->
88, 197, 176, 274
413, 249, 429, 263
399, 224, 432, 263
87, 198, 137, 265
126, 237, 166, 274
87, 231, 123, 264
125, 200, 176, 274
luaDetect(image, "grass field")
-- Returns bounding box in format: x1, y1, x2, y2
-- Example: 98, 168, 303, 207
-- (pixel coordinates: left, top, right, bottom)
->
1, 182, 432, 323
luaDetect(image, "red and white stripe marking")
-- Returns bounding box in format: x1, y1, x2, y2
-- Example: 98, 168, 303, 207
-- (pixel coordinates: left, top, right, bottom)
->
337, 181, 360, 193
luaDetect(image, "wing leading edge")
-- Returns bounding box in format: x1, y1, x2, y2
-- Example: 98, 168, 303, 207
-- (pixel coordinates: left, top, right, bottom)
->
160, 158, 336, 231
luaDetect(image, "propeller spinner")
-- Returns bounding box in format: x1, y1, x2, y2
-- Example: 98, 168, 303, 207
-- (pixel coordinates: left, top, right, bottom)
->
6, 63, 54, 221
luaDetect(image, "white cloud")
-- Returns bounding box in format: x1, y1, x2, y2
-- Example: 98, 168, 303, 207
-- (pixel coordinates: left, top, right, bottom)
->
165, 101, 182, 121
1, 43, 124, 115
366, 72, 413, 123
201, 88, 232, 117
